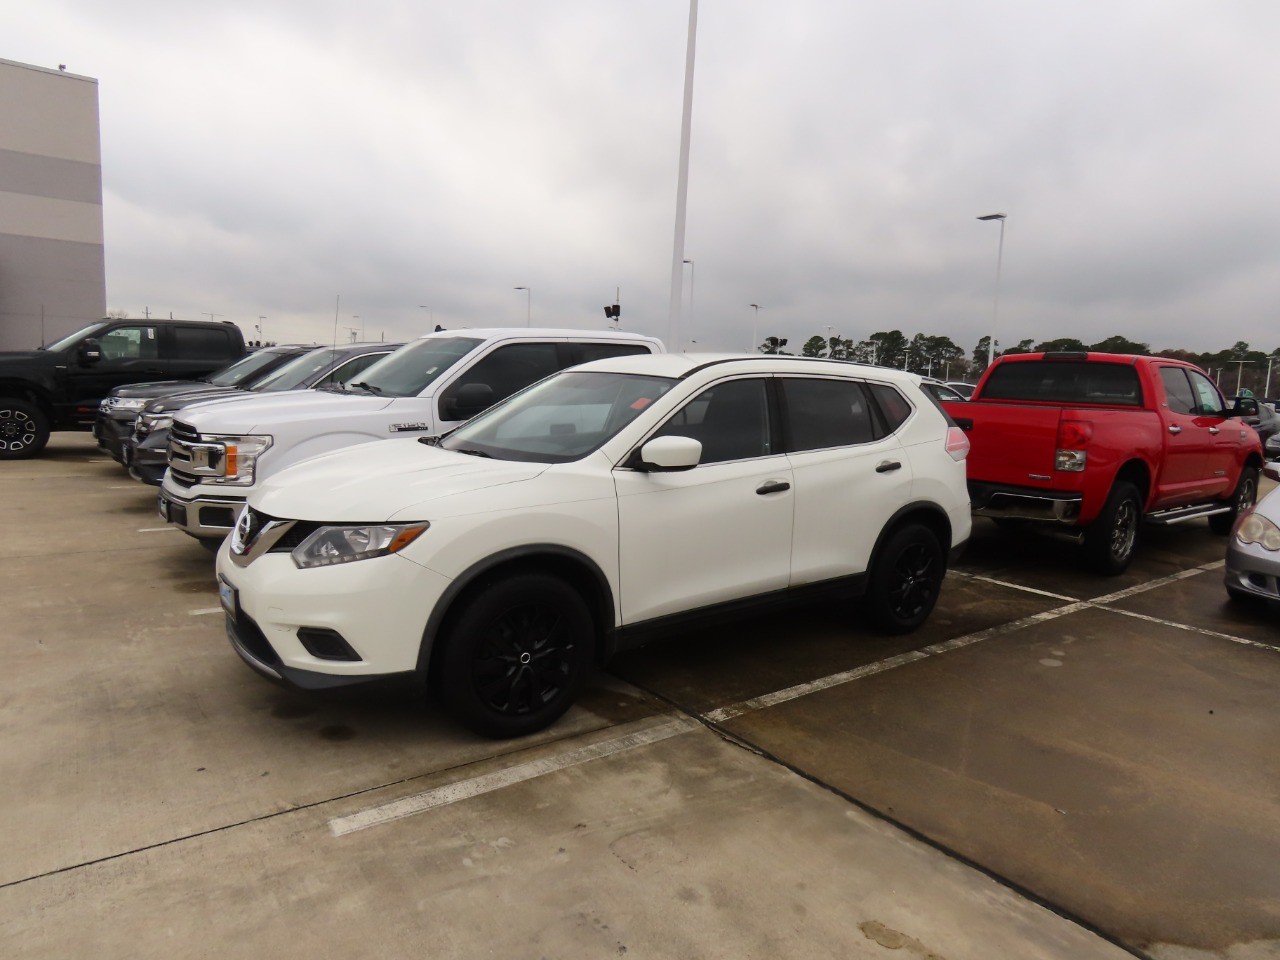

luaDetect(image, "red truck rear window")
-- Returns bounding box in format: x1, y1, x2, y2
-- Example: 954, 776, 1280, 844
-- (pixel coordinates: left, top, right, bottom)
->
981, 361, 1144, 407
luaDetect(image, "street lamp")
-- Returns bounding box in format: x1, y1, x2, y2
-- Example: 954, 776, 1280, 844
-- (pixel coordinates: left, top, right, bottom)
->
418, 305, 434, 329
1230, 359, 1251, 396
683, 259, 695, 351
352, 316, 362, 340
514, 287, 531, 327
748, 304, 760, 352
978, 213, 1007, 368
255, 315, 266, 344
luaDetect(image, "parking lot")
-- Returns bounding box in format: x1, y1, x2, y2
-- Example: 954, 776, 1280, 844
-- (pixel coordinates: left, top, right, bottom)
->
3, 434, 1278, 960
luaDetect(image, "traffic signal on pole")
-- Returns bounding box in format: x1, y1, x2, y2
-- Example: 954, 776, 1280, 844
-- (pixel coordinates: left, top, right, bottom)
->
604, 304, 620, 320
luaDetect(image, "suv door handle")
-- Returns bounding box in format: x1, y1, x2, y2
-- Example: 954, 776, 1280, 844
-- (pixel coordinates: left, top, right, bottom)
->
875, 460, 902, 473
1167, 424, 1182, 434
756, 480, 790, 495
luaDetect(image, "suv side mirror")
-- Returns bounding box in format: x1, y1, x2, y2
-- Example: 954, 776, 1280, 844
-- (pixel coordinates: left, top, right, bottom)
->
77, 339, 102, 365
442, 382, 494, 421
1230, 397, 1260, 419
634, 435, 702, 472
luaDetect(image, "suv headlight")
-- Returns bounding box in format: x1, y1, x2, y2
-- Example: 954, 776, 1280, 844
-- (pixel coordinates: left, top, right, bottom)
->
291, 523, 429, 569
110, 397, 147, 414
208, 435, 272, 486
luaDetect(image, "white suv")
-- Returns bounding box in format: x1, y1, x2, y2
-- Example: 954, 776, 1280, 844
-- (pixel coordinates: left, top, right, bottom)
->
216, 353, 972, 738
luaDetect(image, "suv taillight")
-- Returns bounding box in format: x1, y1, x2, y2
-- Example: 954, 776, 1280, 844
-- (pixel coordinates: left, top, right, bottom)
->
945, 426, 970, 462
1056, 418, 1092, 472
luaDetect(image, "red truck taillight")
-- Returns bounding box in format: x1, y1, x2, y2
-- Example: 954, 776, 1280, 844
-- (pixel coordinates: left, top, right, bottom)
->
1056, 418, 1093, 472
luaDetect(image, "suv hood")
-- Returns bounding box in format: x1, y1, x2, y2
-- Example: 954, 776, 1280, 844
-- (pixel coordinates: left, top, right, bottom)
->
253, 441, 546, 522
178, 391, 394, 433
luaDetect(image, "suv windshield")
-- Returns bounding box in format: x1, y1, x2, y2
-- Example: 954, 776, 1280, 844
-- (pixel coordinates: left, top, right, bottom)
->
441, 370, 676, 463
350, 337, 483, 397
44, 322, 108, 352
207, 350, 295, 387
252, 347, 341, 392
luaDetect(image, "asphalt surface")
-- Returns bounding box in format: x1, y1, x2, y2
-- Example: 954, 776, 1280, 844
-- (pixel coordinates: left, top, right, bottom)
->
3, 433, 1277, 959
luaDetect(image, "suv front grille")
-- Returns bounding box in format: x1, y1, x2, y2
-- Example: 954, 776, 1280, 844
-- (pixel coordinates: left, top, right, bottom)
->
170, 420, 199, 444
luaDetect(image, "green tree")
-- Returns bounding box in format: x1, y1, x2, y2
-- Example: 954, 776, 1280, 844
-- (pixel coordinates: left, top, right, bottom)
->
801, 335, 827, 358
869, 330, 908, 368
1090, 335, 1150, 355
1035, 337, 1087, 352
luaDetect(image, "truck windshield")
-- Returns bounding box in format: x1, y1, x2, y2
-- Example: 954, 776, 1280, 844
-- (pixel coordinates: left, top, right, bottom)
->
350, 337, 483, 397
206, 350, 294, 387
252, 347, 341, 391
981, 361, 1144, 407
44, 322, 108, 351
440, 370, 676, 463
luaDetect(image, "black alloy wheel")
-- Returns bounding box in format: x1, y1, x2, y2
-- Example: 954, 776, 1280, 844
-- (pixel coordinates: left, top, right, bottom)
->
1083, 481, 1142, 576
437, 573, 593, 739
864, 524, 944, 634
0, 399, 50, 460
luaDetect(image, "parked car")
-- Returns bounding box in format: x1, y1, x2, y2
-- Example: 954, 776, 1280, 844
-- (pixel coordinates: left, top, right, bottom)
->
0, 318, 246, 459
1267, 432, 1279, 461
1236, 398, 1280, 448
126, 342, 400, 485
945, 382, 977, 399
1224, 462, 1280, 608
160, 328, 664, 545
216, 353, 972, 738
919, 378, 968, 403
95, 344, 315, 465
943, 352, 1264, 574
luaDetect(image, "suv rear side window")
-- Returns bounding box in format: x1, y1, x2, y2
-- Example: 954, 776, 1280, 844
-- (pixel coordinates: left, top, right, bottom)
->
780, 377, 876, 451
1158, 367, 1196, 415
866, 383, 912, 436
981, 360, 1143, 406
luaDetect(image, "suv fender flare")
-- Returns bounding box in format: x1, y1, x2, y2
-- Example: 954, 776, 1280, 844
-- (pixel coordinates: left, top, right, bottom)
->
866, 501, 955, 577
415, 544, 616, 675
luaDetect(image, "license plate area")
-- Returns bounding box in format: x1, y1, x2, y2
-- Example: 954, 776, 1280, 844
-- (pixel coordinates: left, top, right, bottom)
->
218, 576, 238, 618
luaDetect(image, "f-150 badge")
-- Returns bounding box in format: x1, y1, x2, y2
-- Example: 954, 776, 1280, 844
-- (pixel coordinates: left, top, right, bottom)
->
389, 422, 431, 433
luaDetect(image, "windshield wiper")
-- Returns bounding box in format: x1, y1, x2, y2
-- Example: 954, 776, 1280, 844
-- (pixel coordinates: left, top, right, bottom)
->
452, 447, 492, 458
316, 383, 347, 393
348, 381, 383, 395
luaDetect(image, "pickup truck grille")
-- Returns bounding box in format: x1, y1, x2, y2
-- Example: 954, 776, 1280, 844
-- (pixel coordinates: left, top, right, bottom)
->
168, 420, 226, 484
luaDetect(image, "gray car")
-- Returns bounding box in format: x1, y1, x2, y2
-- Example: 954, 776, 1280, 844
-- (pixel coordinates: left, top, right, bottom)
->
1224, 462, 1280, 608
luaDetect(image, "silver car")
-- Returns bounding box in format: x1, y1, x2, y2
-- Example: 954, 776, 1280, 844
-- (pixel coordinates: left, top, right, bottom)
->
1225, 462, 1280, 607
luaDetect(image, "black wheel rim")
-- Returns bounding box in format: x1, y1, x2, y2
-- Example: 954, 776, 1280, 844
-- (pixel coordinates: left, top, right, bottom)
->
887, 542, 939, 620
1237, 476, 1257, 513
472, 602, 576, 716
1111, 498, 1138, 561
0, 408, 36, 452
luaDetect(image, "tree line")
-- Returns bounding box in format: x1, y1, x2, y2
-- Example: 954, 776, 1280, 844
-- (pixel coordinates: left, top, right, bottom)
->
756, 332, 1280, 397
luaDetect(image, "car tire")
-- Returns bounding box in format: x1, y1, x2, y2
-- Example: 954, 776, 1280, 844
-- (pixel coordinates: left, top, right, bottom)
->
863, 524, 944, 634
436, 573, 594, 739
1083, 481, 1142, 576
0, 398, 50, 460
1209, 467, 1258, 535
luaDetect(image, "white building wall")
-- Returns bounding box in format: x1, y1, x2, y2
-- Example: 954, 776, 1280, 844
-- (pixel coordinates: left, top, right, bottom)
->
0, 58, 106, 351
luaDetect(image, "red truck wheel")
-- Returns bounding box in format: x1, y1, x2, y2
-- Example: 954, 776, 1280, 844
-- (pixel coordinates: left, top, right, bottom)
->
1209, 467, 1258, 535
1083, 482, 1141, 576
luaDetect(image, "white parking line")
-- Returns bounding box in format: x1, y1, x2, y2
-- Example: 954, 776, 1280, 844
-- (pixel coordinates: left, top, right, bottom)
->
189, 607, 223, 616
329, 716, 698, 837
949, 571, 1078, 602
136, 527, 178, 533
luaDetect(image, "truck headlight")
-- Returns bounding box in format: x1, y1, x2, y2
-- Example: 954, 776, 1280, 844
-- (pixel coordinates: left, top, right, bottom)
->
208, 435, 272, 486
110, 397, 147, 413
291, 523, 429, 568
137, 413, 173, 434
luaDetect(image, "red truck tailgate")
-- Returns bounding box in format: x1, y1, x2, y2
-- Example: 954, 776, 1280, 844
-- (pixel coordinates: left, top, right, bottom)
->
945, 401, 1064, 487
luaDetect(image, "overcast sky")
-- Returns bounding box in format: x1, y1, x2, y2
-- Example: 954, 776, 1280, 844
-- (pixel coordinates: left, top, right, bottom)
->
7, 0, 1280, 356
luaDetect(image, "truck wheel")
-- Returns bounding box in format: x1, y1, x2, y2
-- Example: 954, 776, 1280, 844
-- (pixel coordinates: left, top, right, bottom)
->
1083, 481, 1141, 576
1209, 467, 1258, 535
863, 523, 944, 634
436, 573, 594, 739
0, 399, 50, 460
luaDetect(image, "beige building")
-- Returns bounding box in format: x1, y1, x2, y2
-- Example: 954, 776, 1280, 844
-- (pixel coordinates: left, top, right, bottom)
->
0, 58, 105, 352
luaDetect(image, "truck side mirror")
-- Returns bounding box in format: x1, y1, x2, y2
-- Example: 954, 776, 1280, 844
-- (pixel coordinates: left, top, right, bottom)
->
77, 339, 102, 365
1230, 397, 1259, 419
442, 382, 494, 421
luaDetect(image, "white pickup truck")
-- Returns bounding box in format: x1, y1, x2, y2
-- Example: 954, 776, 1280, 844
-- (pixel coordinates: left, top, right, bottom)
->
158, 328, 664, 544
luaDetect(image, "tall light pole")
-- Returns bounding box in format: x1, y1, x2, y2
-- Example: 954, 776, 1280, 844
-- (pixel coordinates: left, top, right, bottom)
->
1266, 355, 1275, 398
978, 213, 1007, 368
418, 305, 434, 329
683, 259, 695, 351
667, 0, 700, 348
352, 316, 362, 340
255, 315, 266, 344
514, 287, 531, 327
1231, 359, 1251, 396
748, 304, 760, 352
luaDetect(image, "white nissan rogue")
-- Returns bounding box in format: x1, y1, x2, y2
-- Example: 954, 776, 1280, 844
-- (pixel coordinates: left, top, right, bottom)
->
216, 353, 972, 738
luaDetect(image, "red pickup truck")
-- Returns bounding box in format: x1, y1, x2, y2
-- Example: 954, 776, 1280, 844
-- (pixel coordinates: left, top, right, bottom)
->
943, 352, 1264, 574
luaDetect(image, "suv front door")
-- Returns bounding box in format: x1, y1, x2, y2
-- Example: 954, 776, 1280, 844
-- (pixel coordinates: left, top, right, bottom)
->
614, 376, 793, 624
